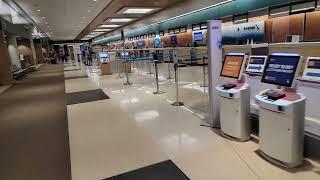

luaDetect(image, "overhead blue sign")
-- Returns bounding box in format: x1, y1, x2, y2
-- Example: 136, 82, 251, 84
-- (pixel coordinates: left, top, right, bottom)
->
222, 21, 265, 41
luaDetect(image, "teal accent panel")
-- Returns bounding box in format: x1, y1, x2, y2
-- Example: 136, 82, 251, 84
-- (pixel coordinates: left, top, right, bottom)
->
95, 0, 302, 44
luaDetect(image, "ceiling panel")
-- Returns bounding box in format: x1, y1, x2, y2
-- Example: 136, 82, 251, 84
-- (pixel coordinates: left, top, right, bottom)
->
76, 0, 185, 40
13, 0, 112, 40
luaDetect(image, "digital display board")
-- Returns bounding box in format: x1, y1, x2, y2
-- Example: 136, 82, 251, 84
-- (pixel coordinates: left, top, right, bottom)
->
154, 38, 161, 46
193, 32, 203, 41
170, 35, 177, 45
246, 56, 267, 74
261, 55, 300, 87
220, 55, 245, 79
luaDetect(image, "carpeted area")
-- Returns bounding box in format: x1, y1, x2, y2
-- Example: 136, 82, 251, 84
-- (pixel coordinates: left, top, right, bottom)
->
0, 64, 71, 180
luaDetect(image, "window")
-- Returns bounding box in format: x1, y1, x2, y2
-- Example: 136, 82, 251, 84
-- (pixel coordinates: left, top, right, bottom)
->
200, 22, 207, 30
269, 5, 290, 18
248, 8, 268, 22
291, 1, 316, 14
180, 26, 187, 33
159, 31, 165, 36
192, 24, 201, 31
134, 36, 139, 40
168, 29, 174, 35
174, 28, 180, 34
233, 13, 248, 24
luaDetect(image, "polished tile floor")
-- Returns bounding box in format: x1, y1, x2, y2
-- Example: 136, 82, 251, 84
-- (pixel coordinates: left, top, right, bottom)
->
65, 61, 320, 180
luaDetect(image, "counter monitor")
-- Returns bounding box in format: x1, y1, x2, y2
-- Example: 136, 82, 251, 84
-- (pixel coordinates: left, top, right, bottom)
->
261, 54, 301, 87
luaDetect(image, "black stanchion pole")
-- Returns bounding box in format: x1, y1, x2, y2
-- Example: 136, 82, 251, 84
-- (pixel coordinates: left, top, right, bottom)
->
171, 63, 184, 106
200, 57, 208, 87
124, 60, 132, 85
153, 60, 164, 95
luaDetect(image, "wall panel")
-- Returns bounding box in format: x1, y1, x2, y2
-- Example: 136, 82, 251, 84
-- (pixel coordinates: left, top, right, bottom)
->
305, 11, 320, 41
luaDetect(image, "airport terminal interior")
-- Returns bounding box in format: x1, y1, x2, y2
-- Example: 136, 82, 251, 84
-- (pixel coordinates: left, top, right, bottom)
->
1, 0, 320, 180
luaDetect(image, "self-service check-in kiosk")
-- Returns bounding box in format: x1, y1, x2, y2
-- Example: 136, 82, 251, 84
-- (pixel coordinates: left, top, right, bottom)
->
245, 56, 268, 75
255, 53, 306, 167
302, 57, 320, 82
216, 53, 251, 141
99, 52, 113, 75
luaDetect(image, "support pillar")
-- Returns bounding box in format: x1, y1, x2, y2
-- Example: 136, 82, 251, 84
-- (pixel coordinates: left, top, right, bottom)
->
7, 34, 22, 69
0, 30, 14, 84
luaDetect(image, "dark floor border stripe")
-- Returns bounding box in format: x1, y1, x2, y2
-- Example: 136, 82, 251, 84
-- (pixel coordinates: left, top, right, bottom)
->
66, 89, 110, 105
65, 75, 88, 80
102, 160, 190, 180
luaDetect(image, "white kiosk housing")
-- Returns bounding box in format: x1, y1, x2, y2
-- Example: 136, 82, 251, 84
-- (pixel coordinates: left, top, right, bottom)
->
255, 53, 306, 167
216, 53, 251, 141
302, 57, 320, 82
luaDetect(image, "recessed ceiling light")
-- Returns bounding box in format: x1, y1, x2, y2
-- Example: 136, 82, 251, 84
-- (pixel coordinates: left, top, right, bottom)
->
94, 29, 112, 32
118, 7, 159, 14
37, 9, 41, 12
106, 18, 135, 23
99, 24, 121, 28
42, 17, 45, 19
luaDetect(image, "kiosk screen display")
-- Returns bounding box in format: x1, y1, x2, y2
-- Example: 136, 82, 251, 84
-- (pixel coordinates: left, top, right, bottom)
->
99, 52, 109, 58
246, 56, 267, 74
193, 32, 203, 41
249, 56, 265, 64
308, 58, 320, 69
220, 55, 245, 79
262, 55, 300, 87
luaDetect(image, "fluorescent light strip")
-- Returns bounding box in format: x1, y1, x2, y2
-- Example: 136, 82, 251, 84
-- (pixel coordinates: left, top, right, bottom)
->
291, 7, 315, 12
94, 29, 112, 32
100, 24, 121, 28
270, 11, 289, 16
122, 8, 154, 14
158, 0, 234, 24
108, 18, 134, 23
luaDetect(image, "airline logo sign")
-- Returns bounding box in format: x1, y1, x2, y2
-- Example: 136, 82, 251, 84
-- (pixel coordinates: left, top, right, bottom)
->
222, 21, 265, 41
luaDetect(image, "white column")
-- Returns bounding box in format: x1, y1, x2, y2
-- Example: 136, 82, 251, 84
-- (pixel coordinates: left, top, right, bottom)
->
207, 20, 223, 127
7, 35, 22, 69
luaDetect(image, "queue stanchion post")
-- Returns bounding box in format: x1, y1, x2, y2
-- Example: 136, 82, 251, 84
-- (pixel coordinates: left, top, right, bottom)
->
167, 62, 173, 80
200, 57, 208, 87
116, 58, 123, 79
124, 60, 132, 85
153, 60, 164, 95
171, 63, 184, 106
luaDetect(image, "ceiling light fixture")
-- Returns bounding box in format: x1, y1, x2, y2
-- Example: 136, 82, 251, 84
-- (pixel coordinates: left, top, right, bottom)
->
37, 9, 41, 12
117, 7, 159, 14
105, 18, 135, 23
99, 24, 121, 28
94, 29, 112, 32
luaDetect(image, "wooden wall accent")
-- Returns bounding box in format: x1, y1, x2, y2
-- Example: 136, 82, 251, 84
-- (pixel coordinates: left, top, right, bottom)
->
145, 38, 154, 48
161, 36, 171, 47
0, 31, 13, 84
289, 14, 305, 36
272, 16, 290, 43
265, 19, 273, 43
177, 31, 192, 47
305, 11, 320, 41
272, 14, 305, 43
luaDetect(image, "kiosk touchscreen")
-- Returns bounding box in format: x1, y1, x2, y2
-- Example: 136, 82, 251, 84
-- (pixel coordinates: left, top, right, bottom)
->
99, 52, 109, 63
302, 57, 320, 82
255, 53, 306, 167
216, 53, 251, 141
245, 56, 267, 74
